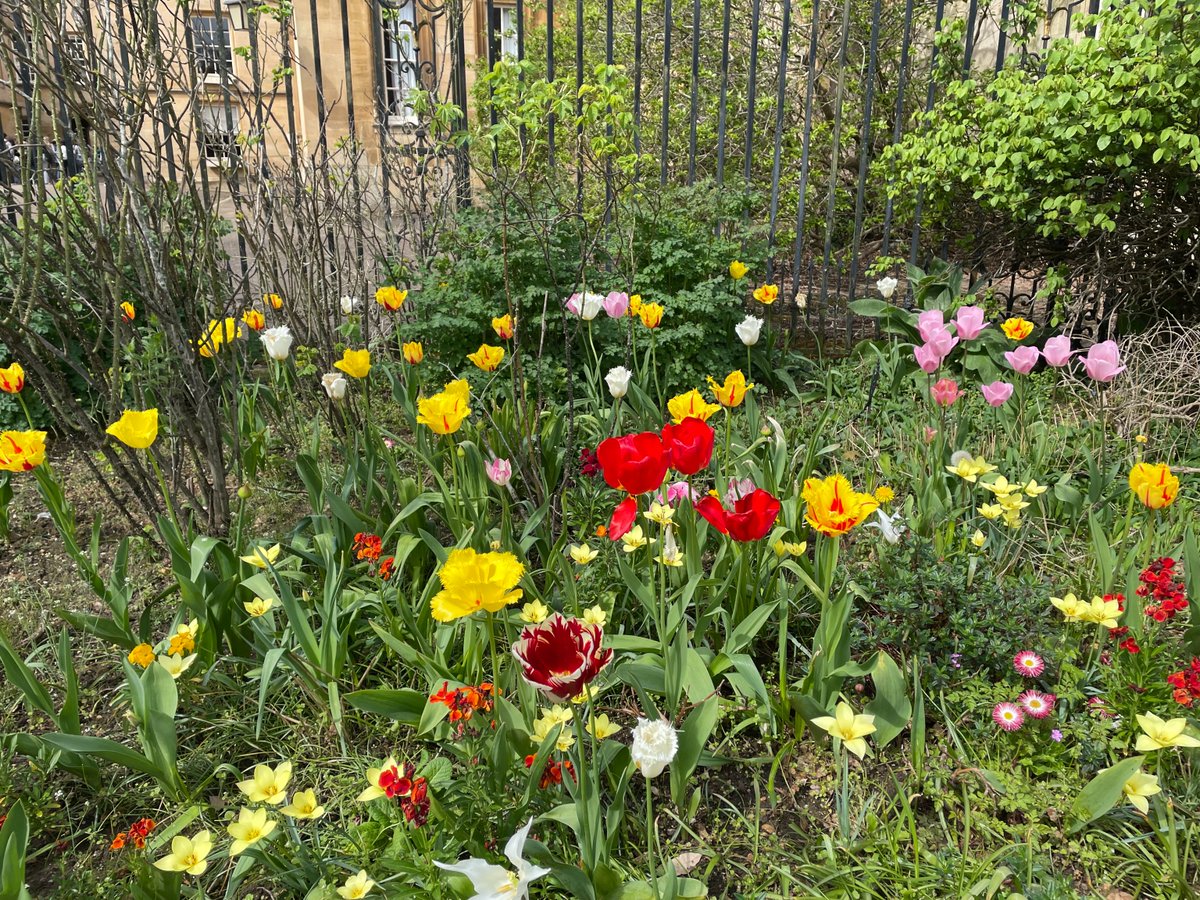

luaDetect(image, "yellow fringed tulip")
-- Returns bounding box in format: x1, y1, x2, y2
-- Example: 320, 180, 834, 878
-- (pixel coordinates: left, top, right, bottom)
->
667, 389, 720, 424
416, 379, 471, 435
801, 474, 879, 538
430, 548, 525, 622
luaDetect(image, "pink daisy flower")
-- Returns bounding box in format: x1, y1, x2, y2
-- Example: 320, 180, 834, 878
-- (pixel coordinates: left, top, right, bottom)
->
993, 701, 1025, 731
1018, 690, 1056, 719
1013, 650, 1045, 678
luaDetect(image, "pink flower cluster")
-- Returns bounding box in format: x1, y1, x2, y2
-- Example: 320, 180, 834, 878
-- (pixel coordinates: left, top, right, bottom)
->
993, 650, 1056, 732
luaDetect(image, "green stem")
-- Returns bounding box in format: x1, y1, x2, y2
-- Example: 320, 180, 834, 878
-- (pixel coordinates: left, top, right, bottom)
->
487, 611, 501, 691
645, 776, 661, 900
146, 449, 181, 534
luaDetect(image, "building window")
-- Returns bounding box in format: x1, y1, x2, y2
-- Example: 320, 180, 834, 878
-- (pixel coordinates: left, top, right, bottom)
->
63, 34, 88, 70
190, 15, 233, 81
489, 5, 520, 63
380, 0, 418, 123
198, 104, 239, 164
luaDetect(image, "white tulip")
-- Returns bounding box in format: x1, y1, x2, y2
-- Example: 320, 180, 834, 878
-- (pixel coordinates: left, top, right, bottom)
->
865, 509, 905, 545
876, 276, 899, 300
435, 817, 549, 899
339, 295, 358, 315
735, 315, 763, 347
630, 717, 678, 778
605, 366, 632, 399
260, 326, 293, 361
321, 372, 347, 400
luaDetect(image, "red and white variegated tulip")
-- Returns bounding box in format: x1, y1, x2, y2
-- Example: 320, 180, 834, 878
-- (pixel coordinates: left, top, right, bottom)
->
511, 613, 613, 702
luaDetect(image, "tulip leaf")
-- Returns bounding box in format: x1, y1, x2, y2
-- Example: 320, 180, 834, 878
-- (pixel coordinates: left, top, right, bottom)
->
1071, 755, 1145, 829
671, 696, 719, 807
39, 733, 164, 780
343, 688, 426, 726
1184, 528, 1200, 656
865, 652, 912, 748
0, 800, 31, 900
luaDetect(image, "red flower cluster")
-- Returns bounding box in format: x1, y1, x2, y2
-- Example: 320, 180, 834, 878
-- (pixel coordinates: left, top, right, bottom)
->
379, 556, 395, 580
377, 761, 430, 826
430, 681, 495, 736
1138, 557, 1188, 622
579, 447, 601, 478
1106, 595, 1140, 652
110, 817, 156, 851
353, 532, 383, 561
1168, 659, 1200, 707
525, 754, 576, 789
512, 613, 613, 702
694, 489, 782, 542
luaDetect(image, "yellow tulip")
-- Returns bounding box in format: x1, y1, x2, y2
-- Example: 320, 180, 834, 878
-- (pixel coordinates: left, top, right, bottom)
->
0, 361, 24, 393
416, 379, 471, 435
812, 701, 876, 759
1135, 713, 1200, 752
244, 597, 274, 617
0, 430, 47, 472
582, 604, 607, 625
236, 761, 293, 804
570, 544, 599, 565
707, 370, 753, 407
120, 301, 136, 322
242, 309, 265, 331
586, 713, 622, 739
1129, 462, 1179, 510
375, 285, 408, 311
667, 389, 721, 424
1122, 769, 1161, 814
105, 409, 159, 449
752, 284, 779, 305
334, 348, 371, 379
227, 806, 277, 856
280, 789, 326, 820
153, 830, 213, 876
337, 870, 376, 899
402, 341, 424, 364
467, 343, 505, 372
240, 543, 282, 568
519, 599, 550, 624
638, 302, 665, 329
801, 473, 879, 538
1050, 592, 1088, 622
264, 293, 284, 310
430, 548, 524, 622
1001, 317, 1034, 341
729, 260, 748, 280
492, 314, 514, 340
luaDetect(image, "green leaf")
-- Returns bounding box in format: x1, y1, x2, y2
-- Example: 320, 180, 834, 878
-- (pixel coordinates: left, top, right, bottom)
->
0, 800, 31, 900
865, 652, 912, 748
670, 696, 719, 807
343, 688, 426, 726
1071, 755, 1145, 828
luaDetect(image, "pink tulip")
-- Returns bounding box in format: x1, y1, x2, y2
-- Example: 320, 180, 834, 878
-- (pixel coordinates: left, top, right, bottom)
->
665, 481, 699, 504
953, 305, 988, 341
917, 310, 948, 344
913, 342, 943, 373
603, 291, 629, 318
923, 426, 938, 444
930, 378, 961, 407
1004, 345, 1040, 375
486, 458, 513, 486
981, 381, 1014, 407
1081, 340, 1125, 382
926, 327, 960, 358
565, 292, 582, 316
1041, 335, 1073, 367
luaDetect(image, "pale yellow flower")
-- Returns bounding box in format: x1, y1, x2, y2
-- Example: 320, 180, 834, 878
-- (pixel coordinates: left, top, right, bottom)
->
1023, 480, 1049, 497
644, 501, 675, 526
970, 529, 986, 548
1123, 770, 1161, 814
244, 597, 274, 617
227, 806, 277, 856
153, 830, 212, 876
811, 701, 876, 759
519, 600, 550, 624
979, 503, 1003, 520
621, 525, 653, 552
337, 870, 376, 899
1135, 713, 1200, 752
582, 605, 607, 627
1050, 592, 1088, 622
156, 653, 197, 679
570, 543, 599, 565
587, 713, 622, 739
237, 761, 293, 805
240, 543, 282, 568
280, 789, 326, 820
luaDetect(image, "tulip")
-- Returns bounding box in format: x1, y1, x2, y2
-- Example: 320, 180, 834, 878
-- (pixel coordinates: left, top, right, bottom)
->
926, 326, 959, 357
708, 370, 753, 407
321, 372, 348, 400
1128, 461, 1179, 509
638, 302, 665, 329
565, 291, 603, 320
876, 276, 898, 299
752, 284, 779, 305
1001, 317, 1034, 341
596, 432, 669, 495
240, 543, 282, 568
953, 305, 988, 340
337, 871, 377, 900
916, 310, 947, 344
630, 717, 678, 777
417, 379, 471, 435
603, 291, 629, 318
661, 416, 715, 476
1004, 345, 1040, 374
1081, 340, 1125, 382
430, 548, 524, 622
375, 285, 408, 311
237, 761, 293, 804
930, 378, 960, 407
607, 496, 638, 540
227, 807, 276, 856
242, 309, 265, 331
467, 343, 505, 372
913, 342, 943, 373
695, 488, 781, 541
736, 315, 763, 346
486, 457, 513, 486
120, 301, 136, 322
0, 430, 46, 472
980, 381, 1014, 407
1134, 712, 1200, 751
1041, 334, 1072, 367
492, 314, 514, 340
605, 365, 632, 399
260, 325, 293, 361
812, 701, 876, 759
402, 341, 423, 364
435, 818, 548, 898
0, 361, 25, 393
511, 613, 613, 702
664, 480, 699, 504
801, 474, 878, 537
729, 260, 748, 280
569, 544, 599, 565
339, 295, 358, 314
1122, 770, 1161, 815
864, 508, 905, 544
153, 830, 213, 876
106, 409, 159, 449
667, 389, 720, 424
334, 348, 371, 379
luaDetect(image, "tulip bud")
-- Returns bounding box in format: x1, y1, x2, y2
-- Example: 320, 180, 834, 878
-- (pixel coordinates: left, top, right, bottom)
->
238, 485, 253, 499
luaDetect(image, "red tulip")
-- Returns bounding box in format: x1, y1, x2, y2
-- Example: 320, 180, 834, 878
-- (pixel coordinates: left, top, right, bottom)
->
694, 488, 781, 542
608, 496, 638, 541
511, 613, 614, 702
596, 432, 669, 495
661, 416, 715, 476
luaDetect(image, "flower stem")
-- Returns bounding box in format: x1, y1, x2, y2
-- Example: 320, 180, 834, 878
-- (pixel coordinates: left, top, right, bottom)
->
645, 776, 661, 900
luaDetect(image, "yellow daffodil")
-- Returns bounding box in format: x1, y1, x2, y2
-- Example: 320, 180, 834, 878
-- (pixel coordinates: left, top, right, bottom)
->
519, 599, 550, 624
1122, 769, 1161, 814
375, 285, 407, 311
811, 701, 876, 759
1001, 317, 1034, 341
156, 652, 197, 679
467, 343, 505, 372
582, 605, 607, 626
644, 501, 675, 526
337, 870, 376, 899
667, 389, 721, 424
569, 544, 599, 565
417, 379, 472, 435
402, 341, 424, 364
430, 548, 524, 622
729, 260, 748, 280
1135, 713, 1200, 752
127, 643, 155, 668
153, 830, 212, 876
802, 473, 879, 538
237, 761, 293, 805
587, 714, 622, 739
227, 806, 276, 856
240, 543, 282, 568
0, 430, 46, 472
0, 362, 25, 393
621, 525, 652, 552
280, 789, 326, 820
334, 348, 371, 379
1129, 462, 1179, 509
106, 409, 159, 449
244, 597, 274, 617
708, 370, 753, 407
638, 302, 665, 329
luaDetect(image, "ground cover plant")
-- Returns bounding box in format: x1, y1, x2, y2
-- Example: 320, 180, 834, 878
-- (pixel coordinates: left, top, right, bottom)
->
1, 255, 1198, 899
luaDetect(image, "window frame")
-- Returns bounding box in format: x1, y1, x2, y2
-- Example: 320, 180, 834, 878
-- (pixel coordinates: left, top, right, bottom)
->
189, 14, 234, 83
380, 0, 419, 126
197, 103, 240, 166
